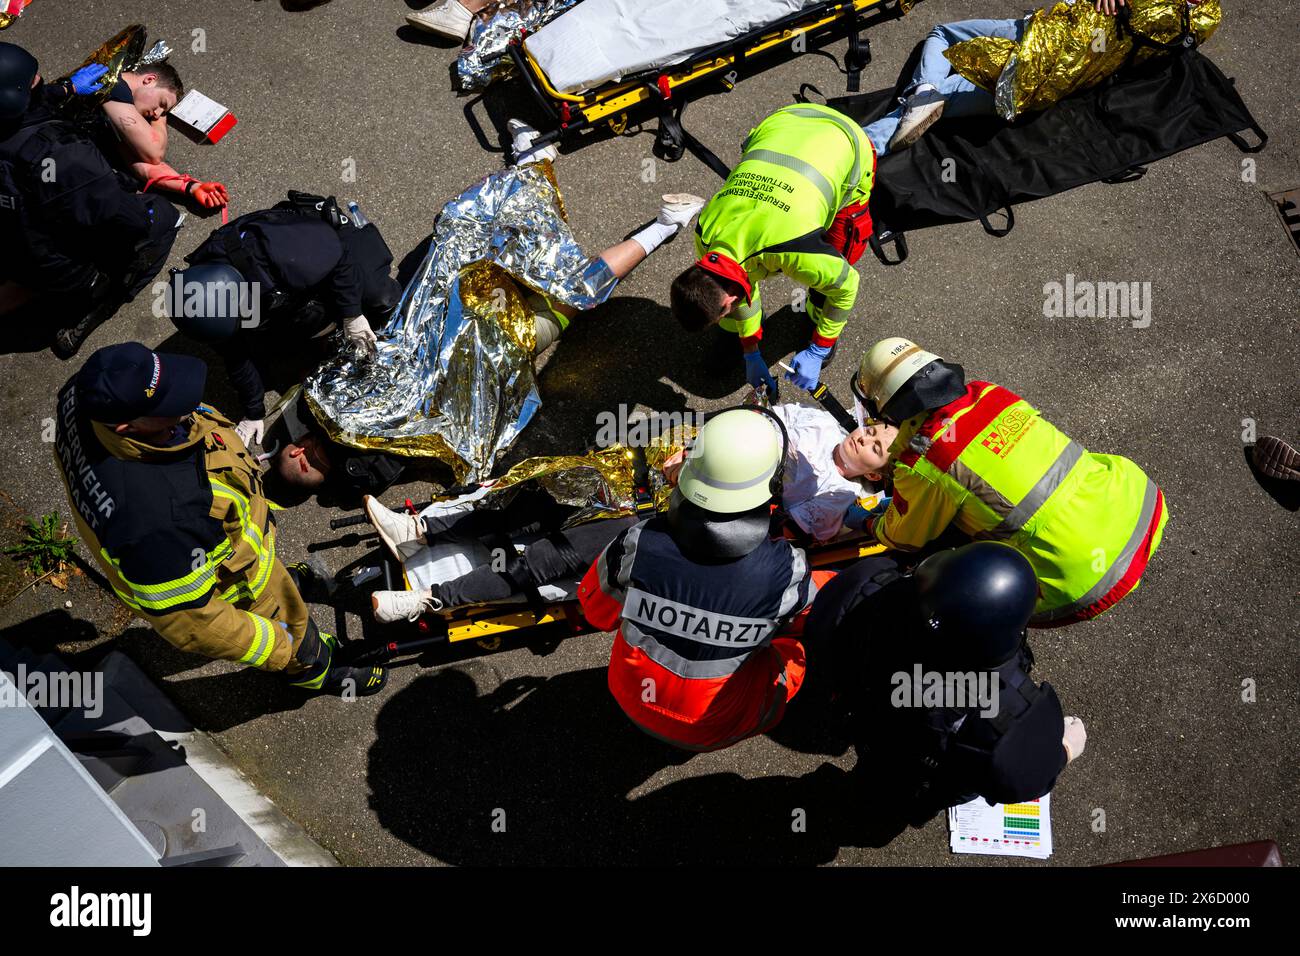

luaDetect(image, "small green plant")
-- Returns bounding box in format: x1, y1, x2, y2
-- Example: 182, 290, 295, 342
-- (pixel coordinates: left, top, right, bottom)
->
3, 512, 77, 577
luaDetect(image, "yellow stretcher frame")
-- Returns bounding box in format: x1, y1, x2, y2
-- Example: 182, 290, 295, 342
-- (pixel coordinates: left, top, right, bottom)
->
436, 534, 890, 646
506, 0, 911, 170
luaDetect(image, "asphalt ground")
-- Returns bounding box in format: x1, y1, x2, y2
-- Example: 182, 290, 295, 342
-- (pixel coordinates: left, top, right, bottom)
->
1, 0, 1297, 866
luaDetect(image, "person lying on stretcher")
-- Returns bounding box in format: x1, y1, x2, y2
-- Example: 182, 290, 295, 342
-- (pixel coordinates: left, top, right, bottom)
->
866, 0, 1211, 157
363, 404, 899, 623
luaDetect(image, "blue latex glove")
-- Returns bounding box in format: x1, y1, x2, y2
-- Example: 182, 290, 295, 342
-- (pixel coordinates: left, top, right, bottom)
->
786, 342, 833, 390
845, 495, 891, 530
844, 503, 871, 530
69, 63, 109, 97
743, 349, 777, 396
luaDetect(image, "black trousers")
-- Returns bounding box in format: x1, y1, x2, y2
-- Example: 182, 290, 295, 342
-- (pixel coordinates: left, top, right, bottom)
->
20, 193, 178, 328
424, 488, 637, 608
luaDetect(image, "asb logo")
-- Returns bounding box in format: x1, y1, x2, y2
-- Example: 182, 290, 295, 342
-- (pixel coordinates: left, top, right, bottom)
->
981, 408, 1030, 457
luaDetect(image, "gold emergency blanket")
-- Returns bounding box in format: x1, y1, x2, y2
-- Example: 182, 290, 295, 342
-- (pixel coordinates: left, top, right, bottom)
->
944, 0, 1222, 121
441, 428, 692, 528
304, 161, 618, 484
55, 24, 174, 118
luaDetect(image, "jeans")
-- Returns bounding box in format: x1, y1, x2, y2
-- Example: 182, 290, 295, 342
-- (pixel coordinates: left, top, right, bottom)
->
864, 17, 1027, 156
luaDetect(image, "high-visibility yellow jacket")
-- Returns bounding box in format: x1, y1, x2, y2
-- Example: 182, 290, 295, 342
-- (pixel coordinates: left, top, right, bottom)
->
695, 103, 875, 344
54, 379, 308, 670
875, 381, 1168, 624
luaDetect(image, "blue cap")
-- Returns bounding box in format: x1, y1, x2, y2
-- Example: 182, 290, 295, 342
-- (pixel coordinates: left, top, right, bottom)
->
76, 343, 207, 423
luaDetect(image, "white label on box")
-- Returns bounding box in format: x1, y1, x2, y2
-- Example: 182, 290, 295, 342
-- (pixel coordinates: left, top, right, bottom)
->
172, 89, 228, 134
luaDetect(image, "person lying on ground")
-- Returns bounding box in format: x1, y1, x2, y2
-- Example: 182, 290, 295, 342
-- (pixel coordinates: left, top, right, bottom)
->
260, 388, 413, 508
363, 402, 896, 622
865, 0, 1203, 156
95, 60, 228, 213
0, 42, 181, 358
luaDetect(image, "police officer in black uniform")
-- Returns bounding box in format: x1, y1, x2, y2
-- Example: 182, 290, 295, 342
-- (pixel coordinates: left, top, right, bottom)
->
0, 42, 179, 359
166, 192, 402, 449
804, 542, 1087, 837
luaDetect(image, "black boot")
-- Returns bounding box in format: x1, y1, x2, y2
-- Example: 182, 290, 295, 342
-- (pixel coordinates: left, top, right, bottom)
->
52, 299, 118, 360
289, 622, 386, 697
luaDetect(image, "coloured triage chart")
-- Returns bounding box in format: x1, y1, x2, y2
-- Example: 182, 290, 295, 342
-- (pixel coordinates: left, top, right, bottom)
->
947, 794, 1052, 859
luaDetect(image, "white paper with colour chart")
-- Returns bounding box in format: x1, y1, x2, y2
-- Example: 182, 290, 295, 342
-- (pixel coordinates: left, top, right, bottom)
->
948, 794, 1052, 859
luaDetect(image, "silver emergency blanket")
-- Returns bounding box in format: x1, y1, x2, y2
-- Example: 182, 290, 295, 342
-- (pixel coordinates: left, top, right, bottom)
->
524, 0, 823, 94
132, 39, 173, 70
456, 0, 582, 92
304, 162, 617, 483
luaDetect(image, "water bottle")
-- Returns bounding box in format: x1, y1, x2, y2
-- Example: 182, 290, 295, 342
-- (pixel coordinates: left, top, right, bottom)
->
347, 201, 369, 228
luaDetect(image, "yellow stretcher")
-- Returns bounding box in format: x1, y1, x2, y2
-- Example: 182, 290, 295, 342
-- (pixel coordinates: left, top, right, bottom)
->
344, 524, 889, 665
506, 0, 912, 177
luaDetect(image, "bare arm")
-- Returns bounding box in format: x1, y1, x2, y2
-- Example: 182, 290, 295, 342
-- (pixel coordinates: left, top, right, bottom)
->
103, 99, 168, 165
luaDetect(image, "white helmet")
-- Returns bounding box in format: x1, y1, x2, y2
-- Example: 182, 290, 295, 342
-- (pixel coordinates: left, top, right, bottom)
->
677, 409, 782, 515
851, 337, 942, 422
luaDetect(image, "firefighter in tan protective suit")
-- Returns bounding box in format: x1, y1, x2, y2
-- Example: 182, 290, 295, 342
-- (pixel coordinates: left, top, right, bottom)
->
53, 342, 385, 695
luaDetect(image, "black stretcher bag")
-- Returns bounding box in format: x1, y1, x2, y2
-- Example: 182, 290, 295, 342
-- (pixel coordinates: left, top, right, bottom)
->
821, 47, 1267, 263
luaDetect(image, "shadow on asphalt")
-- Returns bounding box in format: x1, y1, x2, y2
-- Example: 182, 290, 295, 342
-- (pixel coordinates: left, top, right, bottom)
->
110, 625, 316, 729
508, 297, 810, 464
365, 665, 918, 864
0, 609, 101, 656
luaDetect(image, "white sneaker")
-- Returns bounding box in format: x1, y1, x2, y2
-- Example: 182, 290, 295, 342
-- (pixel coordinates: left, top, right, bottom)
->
508, 117, 558, 165
658, 193, 706, 228
406, 0, 474, 41
888, 88, 946, 152
372, 589, 444, 624
364, 495, 426, 564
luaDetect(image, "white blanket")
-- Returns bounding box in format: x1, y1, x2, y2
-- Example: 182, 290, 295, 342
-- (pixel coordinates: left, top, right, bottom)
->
525, 0, 825, 94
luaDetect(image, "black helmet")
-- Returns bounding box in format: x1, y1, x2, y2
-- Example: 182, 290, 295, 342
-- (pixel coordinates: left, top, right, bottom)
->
166, 263, 249, 342
913, 542, 1038, 668
0, 42, 39, 121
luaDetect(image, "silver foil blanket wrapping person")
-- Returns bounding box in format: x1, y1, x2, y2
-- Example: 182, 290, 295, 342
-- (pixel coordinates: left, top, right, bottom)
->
304, 161, 617, 484
456, 0, 580, 91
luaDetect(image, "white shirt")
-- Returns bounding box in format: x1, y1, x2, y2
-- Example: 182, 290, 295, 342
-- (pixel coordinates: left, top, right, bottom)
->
770, 403, 866, 543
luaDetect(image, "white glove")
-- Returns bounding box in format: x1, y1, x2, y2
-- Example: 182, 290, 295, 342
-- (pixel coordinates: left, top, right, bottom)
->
1062, 716, 1088, 763
343, 315, 378, 354
235, 418, 264, 448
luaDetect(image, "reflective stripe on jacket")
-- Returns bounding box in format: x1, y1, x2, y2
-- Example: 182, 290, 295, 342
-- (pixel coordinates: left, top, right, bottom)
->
54, 378, 307, 670
696, 103, 875, 342
876, 381, 1168, 622
579, 517, 813, 750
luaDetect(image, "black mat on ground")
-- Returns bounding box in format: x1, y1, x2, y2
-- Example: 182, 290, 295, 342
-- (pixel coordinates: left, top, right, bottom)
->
822, 47, 1266, 251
